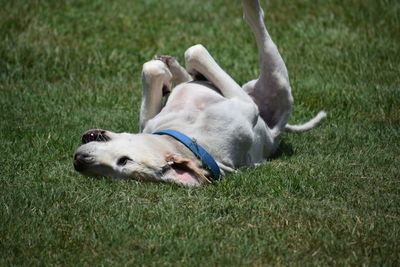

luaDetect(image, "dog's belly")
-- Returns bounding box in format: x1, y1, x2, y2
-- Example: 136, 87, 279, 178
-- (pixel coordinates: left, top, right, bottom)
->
143, 82, 273, 168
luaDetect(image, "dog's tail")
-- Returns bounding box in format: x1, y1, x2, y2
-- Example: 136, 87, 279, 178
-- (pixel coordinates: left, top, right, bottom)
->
284, 111, 327, 133
270, 111, 327, 138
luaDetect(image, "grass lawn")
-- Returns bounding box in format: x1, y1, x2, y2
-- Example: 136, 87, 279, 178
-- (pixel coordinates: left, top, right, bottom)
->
1, 0, 399, 265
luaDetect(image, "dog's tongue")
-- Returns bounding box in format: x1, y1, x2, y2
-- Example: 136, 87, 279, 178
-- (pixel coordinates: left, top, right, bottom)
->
163, 167, 201, 187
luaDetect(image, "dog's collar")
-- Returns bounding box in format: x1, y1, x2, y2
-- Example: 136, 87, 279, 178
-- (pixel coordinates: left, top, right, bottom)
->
153, 130, 221, 180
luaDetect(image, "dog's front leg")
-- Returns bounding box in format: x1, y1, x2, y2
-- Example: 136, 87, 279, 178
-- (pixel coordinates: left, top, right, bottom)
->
184, 44, 253, 103
140, 60, 173, 132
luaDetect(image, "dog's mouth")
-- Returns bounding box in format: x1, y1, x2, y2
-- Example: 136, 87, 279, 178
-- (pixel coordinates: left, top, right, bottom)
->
81, 129, 110, 144
73, 152, 116, 179
73, 152, 95, 172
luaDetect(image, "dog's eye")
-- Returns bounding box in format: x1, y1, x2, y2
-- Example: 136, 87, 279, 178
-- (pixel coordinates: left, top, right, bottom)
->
117, 156, 131, 166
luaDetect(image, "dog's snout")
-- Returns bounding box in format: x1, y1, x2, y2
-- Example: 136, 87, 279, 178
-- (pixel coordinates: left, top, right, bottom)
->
82, 129, 110, 144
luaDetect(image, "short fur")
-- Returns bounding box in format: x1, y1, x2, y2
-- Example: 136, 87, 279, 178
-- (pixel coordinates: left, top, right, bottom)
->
73, 0, 326, 187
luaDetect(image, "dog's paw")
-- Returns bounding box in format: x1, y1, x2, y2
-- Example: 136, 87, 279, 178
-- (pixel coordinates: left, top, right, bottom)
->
154, 55, 177, 68
154, 55, 192, 84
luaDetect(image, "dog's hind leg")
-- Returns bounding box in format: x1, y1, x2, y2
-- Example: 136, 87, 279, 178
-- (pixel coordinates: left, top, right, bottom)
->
140, 60, 173, 132
242, 0, 326, 135
241, 0, 294, 135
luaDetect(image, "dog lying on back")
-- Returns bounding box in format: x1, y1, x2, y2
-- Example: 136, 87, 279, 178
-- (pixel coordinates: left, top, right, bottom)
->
73, 0, 326, 187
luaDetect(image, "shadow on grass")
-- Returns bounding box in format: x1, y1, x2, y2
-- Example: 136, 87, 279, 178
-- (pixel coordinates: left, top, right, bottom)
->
270, 140, 294, 159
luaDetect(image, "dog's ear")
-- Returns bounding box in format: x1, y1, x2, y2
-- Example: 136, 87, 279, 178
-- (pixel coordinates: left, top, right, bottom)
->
163, 154, 211, 187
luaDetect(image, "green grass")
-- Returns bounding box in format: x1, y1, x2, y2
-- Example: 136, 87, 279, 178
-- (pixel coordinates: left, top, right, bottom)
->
1, 0, 399, 265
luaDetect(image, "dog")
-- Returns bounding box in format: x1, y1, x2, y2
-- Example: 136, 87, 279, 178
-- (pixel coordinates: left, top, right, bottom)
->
73, 0, 326, 187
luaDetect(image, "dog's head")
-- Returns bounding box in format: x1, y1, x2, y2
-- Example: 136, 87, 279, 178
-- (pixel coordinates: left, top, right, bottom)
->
73, 129, 210, 187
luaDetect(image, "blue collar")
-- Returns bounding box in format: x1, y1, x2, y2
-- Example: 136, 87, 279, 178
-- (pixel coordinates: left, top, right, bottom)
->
153, 130, 221, 180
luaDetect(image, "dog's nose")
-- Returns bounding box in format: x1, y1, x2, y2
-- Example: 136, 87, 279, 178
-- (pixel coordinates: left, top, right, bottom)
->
82, 129, 110, 144
73, 153, 93, 172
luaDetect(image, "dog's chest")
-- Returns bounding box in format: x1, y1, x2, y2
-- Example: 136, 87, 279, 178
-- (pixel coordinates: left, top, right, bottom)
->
165, 83, 224, 111
143, 83, 265, 167
145, 83, 250, 132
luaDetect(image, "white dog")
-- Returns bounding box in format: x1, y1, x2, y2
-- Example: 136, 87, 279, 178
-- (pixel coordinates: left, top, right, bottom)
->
73, 0, 326, 187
